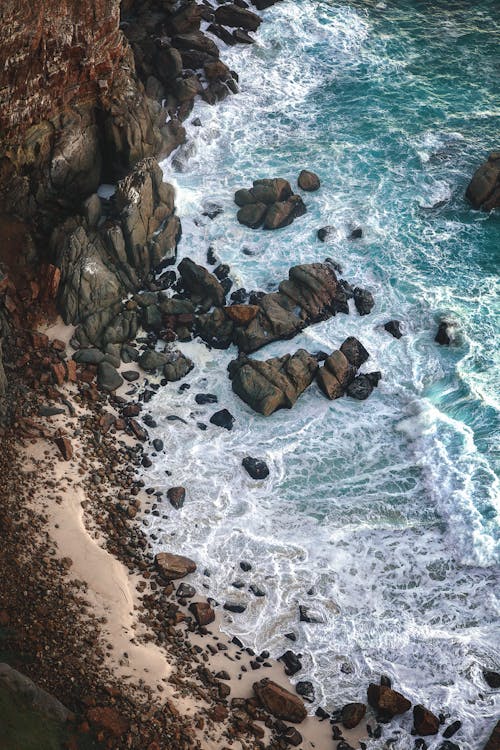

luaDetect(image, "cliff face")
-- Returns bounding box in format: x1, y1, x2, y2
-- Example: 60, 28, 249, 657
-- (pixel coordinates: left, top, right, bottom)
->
0, 0, 173, 227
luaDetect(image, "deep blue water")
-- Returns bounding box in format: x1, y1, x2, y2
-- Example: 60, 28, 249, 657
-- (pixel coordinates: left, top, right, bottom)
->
144, 1, 499, 746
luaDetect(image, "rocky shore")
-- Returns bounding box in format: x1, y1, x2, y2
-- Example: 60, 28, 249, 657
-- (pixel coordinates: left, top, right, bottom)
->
0, 1, 499, 749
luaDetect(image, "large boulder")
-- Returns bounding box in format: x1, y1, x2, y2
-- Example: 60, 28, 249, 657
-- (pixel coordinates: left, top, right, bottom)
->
263, 196, 307, 230
155, 552, 196, 581
237, 202, 268, 228
163, 351, 194, 381
251, 178, 292, 205
178, 257, 226, 310
367, 683, 411, 719
229, 349, 318, 415
413, 705, 440, 736
214, 4, 262, 31
340, 337, 370, 369
316, 349, 356, 400
297, 170, 320, 191
466, 152, 500, 210
253, 679, 307, 723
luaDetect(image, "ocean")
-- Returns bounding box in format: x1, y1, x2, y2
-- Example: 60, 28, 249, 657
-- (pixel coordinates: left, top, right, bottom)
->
143, 1, 500, 746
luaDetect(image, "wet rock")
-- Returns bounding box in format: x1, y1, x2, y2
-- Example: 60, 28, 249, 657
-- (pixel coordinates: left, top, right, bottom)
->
237, 202, 268, 228
353, 287, 374, 316
349, 226, 363, 239
437, 743, 460, 750
249, 585, 266, 597
167, 486, 186, 509
54, 436, 73, 461
298, 170, 320, 191
195, 393, 218, 405
152, 438, 163, 452
253, 678, 307, 723
263, 196, 307, 230
484, 719, 500, 750
342, 702, 366, 729
163, 351, 194, 381
346, 372, 381, 400
443, 720, 462, 739
210, 409, 235, 430
316, 349, 356, 400
178, 257, 225, 310
234, 188, 256, 207
466, 152, 500, 210
176, 582, 196, 599
97, 361, 123, 392
279, 651, 302, 676
384, 320, 403, 339
189, 601, 215, 626
484, 671, 500, 688
223, 602, 247, 613
214, 3, 262, 31
225, 304, 260, 325
242, 456, 269, 479
155, 552, 196, 580
240, 561, 252, 572
251, 178, 293, 205
296, 681, 315, 702
435, 321, 452, 345
317, 226, 336, 241
229, 349, 318, 415
413, 705, 440, 736
298, 605, 324, 624
414, 740, 428, 750
367, 683, 411, 718
340, 337, 370, 369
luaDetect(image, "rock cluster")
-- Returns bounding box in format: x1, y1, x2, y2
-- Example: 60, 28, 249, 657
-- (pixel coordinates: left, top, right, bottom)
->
235, 178, 307, 230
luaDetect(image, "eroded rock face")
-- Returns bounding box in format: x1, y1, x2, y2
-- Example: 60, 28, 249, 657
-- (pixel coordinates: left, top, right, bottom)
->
466, 153, 500, 210
229, 349, 318, 416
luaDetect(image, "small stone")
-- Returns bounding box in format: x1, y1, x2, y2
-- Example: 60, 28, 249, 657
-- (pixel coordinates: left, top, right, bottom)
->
167, 486, 186, 509
242, 456, 269, 479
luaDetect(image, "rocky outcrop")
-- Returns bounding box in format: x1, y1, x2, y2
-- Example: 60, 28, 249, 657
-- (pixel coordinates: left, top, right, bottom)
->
466, 153, 500, 210
229, 349, 318, 416
253, 679, 307, 723
316, 348, 356, 400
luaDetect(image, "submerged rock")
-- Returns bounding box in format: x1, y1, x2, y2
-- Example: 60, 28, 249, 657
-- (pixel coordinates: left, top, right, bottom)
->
242, 456, 270, 479
435, 320, 452, 345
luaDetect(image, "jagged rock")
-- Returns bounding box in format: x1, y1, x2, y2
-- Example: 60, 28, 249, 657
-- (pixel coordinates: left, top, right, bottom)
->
353, 287, 374, 316
229, 349, 318, 415
169, 2, 203, 35
342, 702, 366, 729
466, 152, 500, 210
54, 436, 73, 461
346, 372, 381, 400
214, 4, 262, 31
317, 226, 336, 241
253, 679, 307, 723
298, 170, 320, 191
155, 552, 196, 580
316, 349, 356, 400
295, 681, 315, 702
413, 705, 440, 736
435, 321, 452, 345
384, 320, 403, 338
279, 651, 302, 676
224, 304, 259, 325
178, 257, 225, 310
340, 337, 370, 369
263, 196, 307, 230
163, 350, 194, 381
197, 308, 234, 349
210, 409, 235, 430
242, 457, 269, 479
367, 683, 411, 718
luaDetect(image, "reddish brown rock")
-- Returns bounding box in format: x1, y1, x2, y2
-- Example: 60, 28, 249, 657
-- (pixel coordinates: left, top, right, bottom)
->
167, 486, 186, 509
54, 436, 73, 461
367, 683, 411, 718
51, 362, 66, 386
413, 705, 440, 736
466, 152, 500, 211
253, 679, 307, 723
341, 702, 366, 729
298, 170, 320, 191
224, 304, 259, 325
87, 706, 129, 737
155, 552, 196, 581
189, 601, 215, 626
484, 719, 500, 750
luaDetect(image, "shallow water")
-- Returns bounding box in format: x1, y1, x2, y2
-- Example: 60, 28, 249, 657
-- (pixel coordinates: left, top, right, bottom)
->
143, 1, 499, 746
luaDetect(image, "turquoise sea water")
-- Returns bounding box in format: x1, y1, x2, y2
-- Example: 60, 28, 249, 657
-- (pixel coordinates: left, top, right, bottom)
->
145, 1, 499, 746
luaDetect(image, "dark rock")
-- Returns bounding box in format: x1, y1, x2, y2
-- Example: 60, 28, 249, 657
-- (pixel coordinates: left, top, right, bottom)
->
317, 226, 336, 242
466, 152, 500, 210
249, 585, 266, 597
139, 349, 169, 372
251, 178, 293, 205
367, 683, 411, 718
380, 675, 392, 687
235, 188, 258, 206
242, 457, 269, 479
483, 719, 500, 750
295, 681, 314, 702
223, 602, 247, 613
233, 28, 255, 44
484, 671, 500, 688
210, 408, 235, 430
97, 361, 123, 392
279, 651, 302, 676
231, 288, 249, 304
237, 202, 268, 228
353, 287, 374, 316
340, 337, 370, 369
349, 227, 363, 239
253, 679, 307, 723
346, 374, 379, 400
435, 321, 452, 345
240, 561, 252, 572
229, 350, 318, 415
298, 170, 320, 191
163, 350, 194, 381
384, 320, 403, 339
179, 257, 225, 310
414, 740, 428, 750
167, 486, 186, 509
195, 393, 218, 404
437, 743, 460, 750
342, 702, 366, 729
155, 552, 196, 580
152, 438, 163, 451
263, 196, 307, 230
298, 605, 323, 623
316, 349, 356, 400
214, 3, 261, 31
73, 347, 104, 364
176, 582, 196, 599
122, 370, 139, 382
443, 721, 462, 739
413, 705, 440, 736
